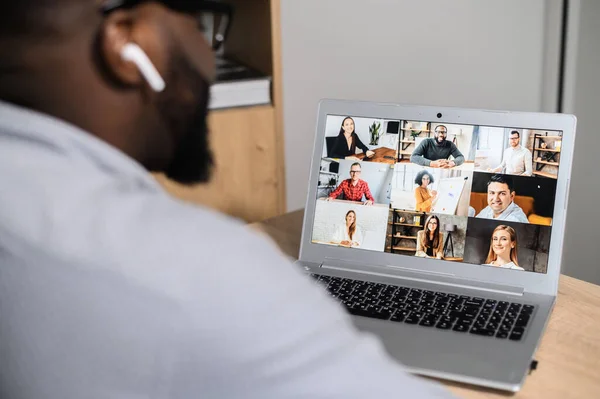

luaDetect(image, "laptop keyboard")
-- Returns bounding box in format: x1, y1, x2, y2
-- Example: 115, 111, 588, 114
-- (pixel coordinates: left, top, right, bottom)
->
311, 274, 535, 341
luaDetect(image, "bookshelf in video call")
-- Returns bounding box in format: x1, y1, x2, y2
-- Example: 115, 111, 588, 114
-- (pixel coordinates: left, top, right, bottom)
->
153, 0, 285, 223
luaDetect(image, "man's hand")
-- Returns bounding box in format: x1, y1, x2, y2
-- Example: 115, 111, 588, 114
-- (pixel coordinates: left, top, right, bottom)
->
340, 240, 351, 247
429, 160, 444, 168
443, 160, 456, 168
365, 150, 375, 158
324, 197, 332, 201
364, 200, 374, 206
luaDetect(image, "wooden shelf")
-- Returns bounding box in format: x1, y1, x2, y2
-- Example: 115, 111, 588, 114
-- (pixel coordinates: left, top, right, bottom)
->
388, 222, 422, 227
386, 246, 417, 252
533, 160, 560, 167
537, 135, 562, 139
156, 0, 285, 223
387, 235, 418, 239
393, 210, 424, 215
534, 148, 560, 153
533, 171, 558, 179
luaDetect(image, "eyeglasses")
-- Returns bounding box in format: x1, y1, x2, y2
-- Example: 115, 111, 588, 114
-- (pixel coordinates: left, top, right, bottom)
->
101, 0, 233, 51
350, 170, 361, 174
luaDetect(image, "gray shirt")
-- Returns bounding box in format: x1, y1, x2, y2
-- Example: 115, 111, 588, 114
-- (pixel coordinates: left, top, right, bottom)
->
0, 101, 452, 399
411, 138, 465, 166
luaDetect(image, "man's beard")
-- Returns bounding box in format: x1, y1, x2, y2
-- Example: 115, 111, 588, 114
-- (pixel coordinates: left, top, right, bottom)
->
436, 137, 446, 145
157, 55, 214, 184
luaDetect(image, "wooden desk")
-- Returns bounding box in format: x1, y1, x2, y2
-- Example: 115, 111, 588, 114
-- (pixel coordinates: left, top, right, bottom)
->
356, 146, 397, 164
251, 210, 600, 399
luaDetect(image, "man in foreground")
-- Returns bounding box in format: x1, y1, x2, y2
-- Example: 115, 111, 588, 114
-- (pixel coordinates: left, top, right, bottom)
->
0, 1, 452, 397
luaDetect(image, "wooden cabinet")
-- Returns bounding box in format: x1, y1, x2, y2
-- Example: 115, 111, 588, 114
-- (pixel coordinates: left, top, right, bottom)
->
154, 0, 285, 223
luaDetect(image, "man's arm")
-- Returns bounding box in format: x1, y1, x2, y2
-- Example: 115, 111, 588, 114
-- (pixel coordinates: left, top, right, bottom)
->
329, 180, 345, 199
362, 182, 375, 202
167, 212, 454, 398
449, 143, 465, 166
410, 140, 433, 166
522, 149, 533, 176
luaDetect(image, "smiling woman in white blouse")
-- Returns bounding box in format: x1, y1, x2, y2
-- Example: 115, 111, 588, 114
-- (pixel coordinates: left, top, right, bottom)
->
331, 210, 363, 247
483, 225, 525, 270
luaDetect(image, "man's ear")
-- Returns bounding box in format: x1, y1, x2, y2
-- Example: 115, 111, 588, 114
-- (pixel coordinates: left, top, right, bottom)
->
98, 10, 145, 89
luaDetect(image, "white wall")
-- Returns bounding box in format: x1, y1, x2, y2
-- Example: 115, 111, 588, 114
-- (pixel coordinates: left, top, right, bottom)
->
561, 0, 600, 284
281, 0, 562, 211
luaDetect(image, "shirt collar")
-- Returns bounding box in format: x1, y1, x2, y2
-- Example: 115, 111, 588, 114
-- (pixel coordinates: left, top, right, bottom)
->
0, 100, 161, 190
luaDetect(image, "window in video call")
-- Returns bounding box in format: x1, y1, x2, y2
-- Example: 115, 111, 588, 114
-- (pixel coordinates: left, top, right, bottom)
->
313, 114, 563, 274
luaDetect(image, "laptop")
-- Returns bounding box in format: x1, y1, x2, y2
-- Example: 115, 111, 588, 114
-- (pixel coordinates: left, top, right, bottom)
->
296, 99, 576, 392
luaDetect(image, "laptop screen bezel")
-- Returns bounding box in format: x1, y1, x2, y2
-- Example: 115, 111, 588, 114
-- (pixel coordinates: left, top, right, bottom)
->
299, 99, 576, 296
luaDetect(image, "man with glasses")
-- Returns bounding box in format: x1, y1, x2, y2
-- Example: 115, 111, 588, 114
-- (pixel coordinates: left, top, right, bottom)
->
0, 1, 452, 398
327, 162, 375, 205
489, 130, 533, 176
411, 125, 465, 168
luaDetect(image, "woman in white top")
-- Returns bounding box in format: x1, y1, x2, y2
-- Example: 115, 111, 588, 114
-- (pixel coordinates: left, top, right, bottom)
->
332, 210, 363, 247
483, 225, 525, 271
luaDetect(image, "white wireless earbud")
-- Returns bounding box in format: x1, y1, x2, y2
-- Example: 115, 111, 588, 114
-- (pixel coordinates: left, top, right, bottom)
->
120, 43, 166, 92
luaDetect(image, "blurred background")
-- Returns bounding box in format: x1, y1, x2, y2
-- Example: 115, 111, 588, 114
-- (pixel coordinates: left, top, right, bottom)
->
159, 0, 599, 285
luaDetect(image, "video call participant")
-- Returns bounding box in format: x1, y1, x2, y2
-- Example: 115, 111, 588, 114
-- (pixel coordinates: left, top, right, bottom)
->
488, 130, 533, 176
331, 210, 363, 247
328, 162, 375, 205
476, 174, 529, 223
483, 225, 525, 270
330, 116, 375, 160
415, 215, 444, 259
410, 125, 465, 168
414, 170, 438, 212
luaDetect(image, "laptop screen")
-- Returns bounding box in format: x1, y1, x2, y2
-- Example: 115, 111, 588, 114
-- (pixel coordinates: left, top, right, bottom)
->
312, 115, 563, 274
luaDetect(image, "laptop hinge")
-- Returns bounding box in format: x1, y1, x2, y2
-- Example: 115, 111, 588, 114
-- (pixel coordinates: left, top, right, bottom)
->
319, 259, 525, 296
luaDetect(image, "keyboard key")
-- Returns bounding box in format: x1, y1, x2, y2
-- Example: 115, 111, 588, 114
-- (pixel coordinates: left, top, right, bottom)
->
405, 312, 423, 324
508, 303, 522, 312
521, 305, 535, 315
470, 327, 495, 337
515, 315, 530, 327
436, 320, 452, 330
419, 317, 437, 327
391, 310, 409, 322
453, 323, 469, 332
464, 300, 484, 307
509, 327, 525, 341
496, 331, 509, 339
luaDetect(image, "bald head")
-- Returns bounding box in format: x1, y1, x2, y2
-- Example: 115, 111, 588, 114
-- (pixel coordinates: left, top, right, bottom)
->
0, 0, 218, 184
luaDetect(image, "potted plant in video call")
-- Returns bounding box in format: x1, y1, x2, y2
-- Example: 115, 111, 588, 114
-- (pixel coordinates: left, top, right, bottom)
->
369, 121, 382, 145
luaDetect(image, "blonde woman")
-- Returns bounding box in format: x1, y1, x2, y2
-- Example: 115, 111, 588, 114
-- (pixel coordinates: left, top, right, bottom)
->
483, 225, 525, 270
416, 215, 444, 259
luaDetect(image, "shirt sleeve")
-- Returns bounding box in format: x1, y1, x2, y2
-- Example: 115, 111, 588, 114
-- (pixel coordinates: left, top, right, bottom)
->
330, 135, 348, 159
329, 180, 345, 199
166, 209, 455, 399
410, 140, 432, 166
449, 143, 465, 166
523, 149, 533, 176
363, 182, 375, 202
354, 133, 370, 154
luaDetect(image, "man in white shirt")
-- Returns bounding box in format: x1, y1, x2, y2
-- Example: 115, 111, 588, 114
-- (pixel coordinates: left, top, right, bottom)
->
476, 175, 530, 223
0, 1, 452, 398
489, 130, 533, 176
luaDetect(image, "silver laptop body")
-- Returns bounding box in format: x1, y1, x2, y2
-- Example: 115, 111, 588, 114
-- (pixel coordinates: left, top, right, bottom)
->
295, 99, 576, 392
